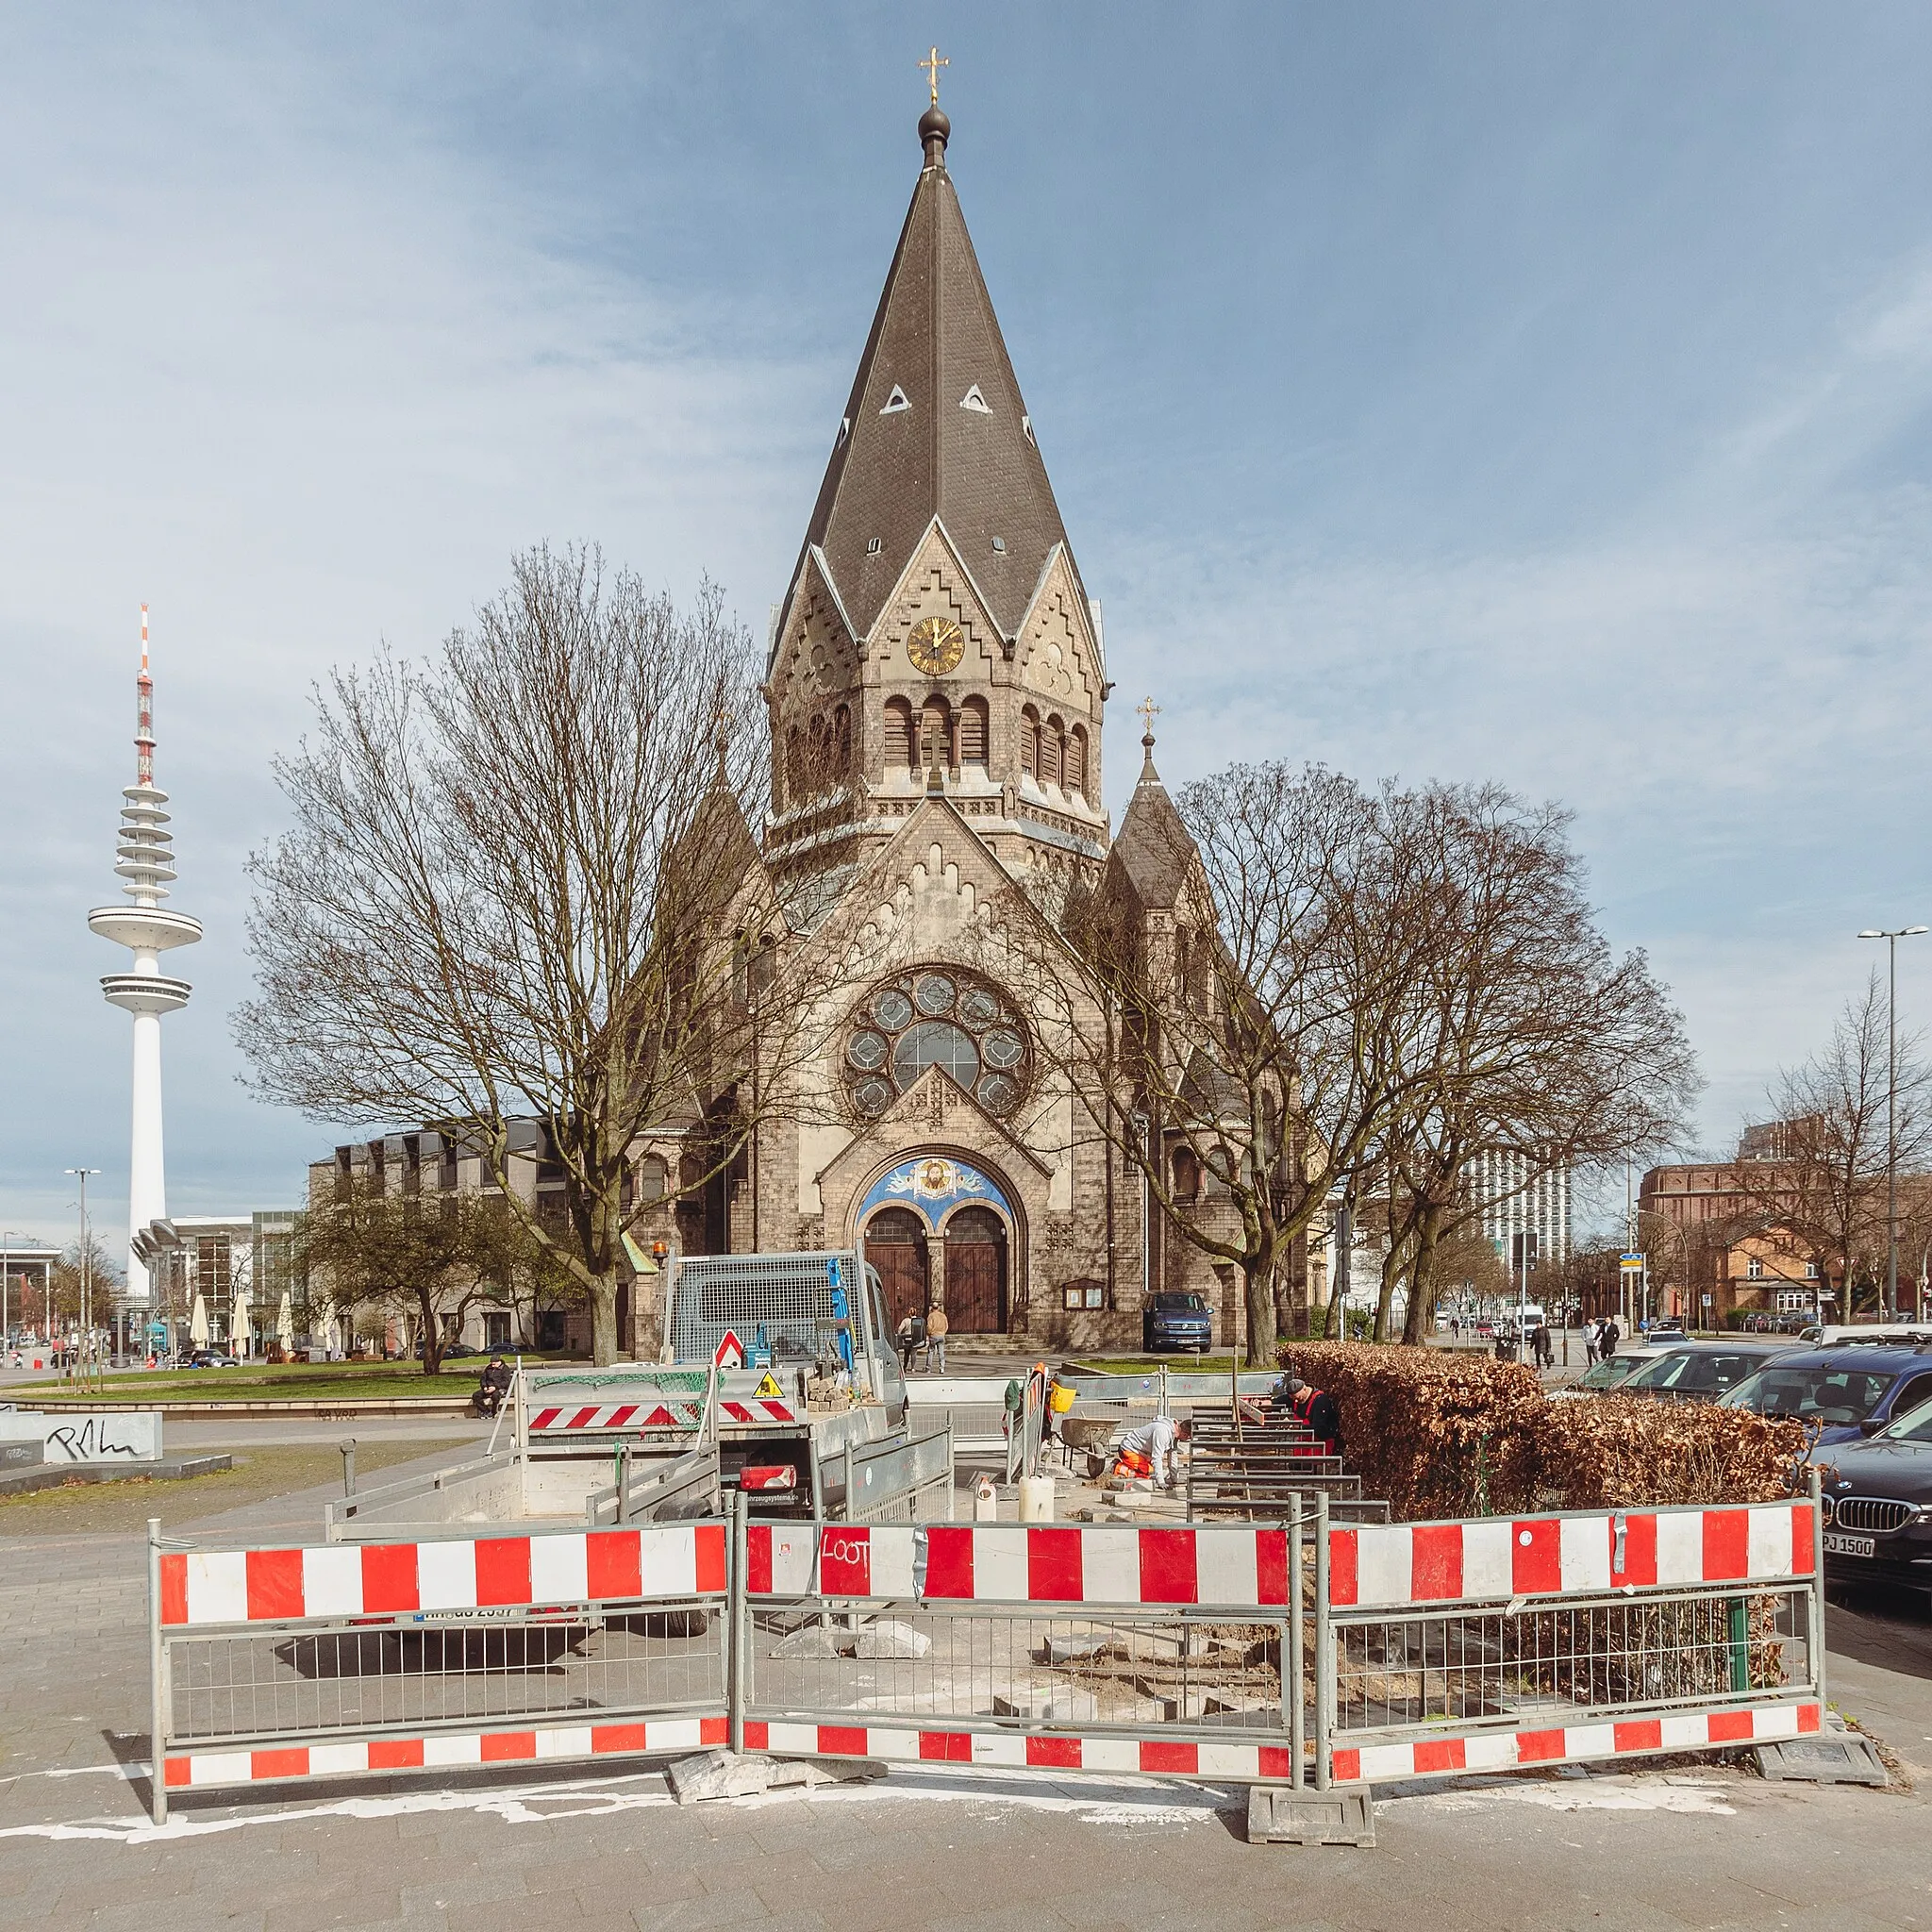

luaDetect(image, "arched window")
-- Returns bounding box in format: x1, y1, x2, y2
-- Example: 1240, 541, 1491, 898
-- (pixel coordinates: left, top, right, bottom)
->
1021, 706, 1041, 779
784, 726, 805, 804
921, 695, 953, 772
959, 694, 989, 767
1066, 724, 1089, 797
883, 697, 915, 772
833, 705, 853, 775
1172, 1148, 1202, 1203
1041, 713, 1065, 789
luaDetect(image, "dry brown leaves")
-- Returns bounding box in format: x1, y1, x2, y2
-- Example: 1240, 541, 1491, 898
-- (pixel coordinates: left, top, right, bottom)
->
1276, 1342, 1806, 1520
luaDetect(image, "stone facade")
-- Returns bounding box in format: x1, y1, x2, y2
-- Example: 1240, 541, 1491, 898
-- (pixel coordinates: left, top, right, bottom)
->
647, 107, 1248, 1356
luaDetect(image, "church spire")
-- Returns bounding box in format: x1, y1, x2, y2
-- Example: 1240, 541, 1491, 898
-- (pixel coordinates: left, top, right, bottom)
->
778, 89, 1087, 651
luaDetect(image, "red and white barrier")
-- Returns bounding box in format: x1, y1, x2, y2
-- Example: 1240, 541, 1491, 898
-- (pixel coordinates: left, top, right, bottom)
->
527, 1398, 796, 1431
747, 1522, 1291, 1607
1330, 1502, 1815, 1611
158, 1523, 728, 1627
529, 1402, 703, 1431
1329, 1700, 1821, 1785
744, 1720, 1296, 1781
163, 1715, 729, 1790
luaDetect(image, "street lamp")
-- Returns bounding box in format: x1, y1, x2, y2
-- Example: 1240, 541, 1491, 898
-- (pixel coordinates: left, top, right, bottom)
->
1857, 926, 1928, 1319
63, 1169, 102, 1372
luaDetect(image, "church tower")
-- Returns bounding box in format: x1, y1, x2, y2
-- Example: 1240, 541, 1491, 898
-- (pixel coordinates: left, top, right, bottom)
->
764, 100, 1111, 893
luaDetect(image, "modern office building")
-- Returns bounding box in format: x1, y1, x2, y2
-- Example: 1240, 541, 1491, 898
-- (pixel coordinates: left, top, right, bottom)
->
1471, 1150, 1572, 1291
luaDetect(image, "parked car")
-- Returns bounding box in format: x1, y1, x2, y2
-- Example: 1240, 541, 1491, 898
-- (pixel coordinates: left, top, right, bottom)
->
1548, 1343, 1670, 1399
182, 1349, 241, 1369
1815, 1393, 1932, 1597
1614, 1338, 1799, 1404
1716, 1345, 1932, 1447
1141, 1291, 1212, 1354
1645, 1318, 1686, 1339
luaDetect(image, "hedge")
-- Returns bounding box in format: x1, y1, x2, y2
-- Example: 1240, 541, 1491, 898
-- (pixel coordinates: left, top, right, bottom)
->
1276, 1341, 1807, 1521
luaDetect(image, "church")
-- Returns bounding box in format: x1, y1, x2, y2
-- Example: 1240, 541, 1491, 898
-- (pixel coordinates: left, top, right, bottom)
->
314, 96, 1295, 1360
658, 96, 1272, 1355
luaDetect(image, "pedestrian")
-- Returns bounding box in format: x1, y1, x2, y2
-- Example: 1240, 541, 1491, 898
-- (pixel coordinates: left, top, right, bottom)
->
895, 1310, 922, 1374
1584, 1319, 1599, 1367
1600, 1318, 1620, 1362
1533, 1322, 1554, 1370
924, 1304, 948, 1373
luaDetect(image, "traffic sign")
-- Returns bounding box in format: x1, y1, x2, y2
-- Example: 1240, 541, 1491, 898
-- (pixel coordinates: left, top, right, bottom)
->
713, 1330, 746, 1369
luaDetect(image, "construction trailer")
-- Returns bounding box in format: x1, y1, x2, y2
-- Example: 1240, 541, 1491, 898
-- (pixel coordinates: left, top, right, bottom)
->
328, 1251, 949, 1539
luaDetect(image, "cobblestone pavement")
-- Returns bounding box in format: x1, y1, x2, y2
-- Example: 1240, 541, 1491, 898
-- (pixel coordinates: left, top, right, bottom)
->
2, 1450, 1928, 1931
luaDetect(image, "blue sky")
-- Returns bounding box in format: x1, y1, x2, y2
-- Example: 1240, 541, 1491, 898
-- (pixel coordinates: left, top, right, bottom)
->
4, 3, 1931, 1255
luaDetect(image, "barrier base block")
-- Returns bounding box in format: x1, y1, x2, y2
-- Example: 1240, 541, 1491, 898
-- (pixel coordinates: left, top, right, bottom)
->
1246, 1785, 1376, 1848
1756, 1733, 1888, 1788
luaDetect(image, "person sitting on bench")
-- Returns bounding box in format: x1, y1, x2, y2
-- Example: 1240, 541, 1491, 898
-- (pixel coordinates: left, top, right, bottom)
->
476, 1354, 512, 1419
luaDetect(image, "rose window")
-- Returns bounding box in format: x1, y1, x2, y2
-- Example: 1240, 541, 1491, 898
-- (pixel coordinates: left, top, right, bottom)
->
846, 969, 1029, 1119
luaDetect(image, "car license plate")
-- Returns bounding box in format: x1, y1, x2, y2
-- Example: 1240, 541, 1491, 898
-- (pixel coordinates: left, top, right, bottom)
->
1824, 1532, 1875, 1558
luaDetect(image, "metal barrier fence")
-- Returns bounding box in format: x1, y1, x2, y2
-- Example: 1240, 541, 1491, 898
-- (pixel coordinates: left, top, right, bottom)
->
831, 1425, 954, 1524
1319, 1491, 1825, 1783
148, 1519, 732, 1822
146, 1480, 1826, 1822
739, 1515, 1312, 1783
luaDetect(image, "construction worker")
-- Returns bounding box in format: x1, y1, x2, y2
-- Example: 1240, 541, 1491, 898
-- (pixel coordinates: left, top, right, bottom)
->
1272, 1373, 1341, 1458
1110, 1413, 1191, 1489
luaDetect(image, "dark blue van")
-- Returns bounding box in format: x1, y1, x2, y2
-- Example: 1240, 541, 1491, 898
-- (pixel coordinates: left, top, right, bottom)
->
1142, 1291, 1213, 1354
1717, 1344, 1932, 1447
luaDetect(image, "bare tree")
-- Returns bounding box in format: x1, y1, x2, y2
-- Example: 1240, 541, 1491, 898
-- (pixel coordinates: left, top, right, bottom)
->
237, 546, 830, 1365
994, 763, 1443, 1367
1739, 973, 1932, 1318
1374, 785, 1698, 1342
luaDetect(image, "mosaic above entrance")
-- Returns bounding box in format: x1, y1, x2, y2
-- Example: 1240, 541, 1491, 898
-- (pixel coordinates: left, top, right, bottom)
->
858, 1155, 1013, 1233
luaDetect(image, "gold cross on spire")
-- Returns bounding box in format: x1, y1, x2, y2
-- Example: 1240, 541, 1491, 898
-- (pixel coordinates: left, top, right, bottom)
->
920, 45, 949, 107
1136, 695, 1160, 739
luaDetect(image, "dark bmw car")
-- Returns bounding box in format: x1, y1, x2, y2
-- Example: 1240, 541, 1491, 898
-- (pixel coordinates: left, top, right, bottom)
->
1717, 1345, 1932, 1447
1143, 1291, 1212, 1354
1815, 1393, 1932, 1597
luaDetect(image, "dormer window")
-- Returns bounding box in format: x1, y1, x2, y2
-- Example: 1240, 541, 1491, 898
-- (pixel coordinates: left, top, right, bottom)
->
959, 384, 991, 414
880, 384, 910, 415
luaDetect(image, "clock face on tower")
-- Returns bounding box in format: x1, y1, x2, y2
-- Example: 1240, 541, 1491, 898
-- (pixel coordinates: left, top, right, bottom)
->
906, 616, 965, 676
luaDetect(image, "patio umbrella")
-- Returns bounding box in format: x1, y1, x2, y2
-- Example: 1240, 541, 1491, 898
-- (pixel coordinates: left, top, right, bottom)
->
233, 1299, 252, 1357
189, 1293, 208, 1347
276, 1290, 294, 1353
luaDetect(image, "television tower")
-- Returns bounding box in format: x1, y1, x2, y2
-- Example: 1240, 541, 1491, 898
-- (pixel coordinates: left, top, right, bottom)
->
88, 607, 201, 1314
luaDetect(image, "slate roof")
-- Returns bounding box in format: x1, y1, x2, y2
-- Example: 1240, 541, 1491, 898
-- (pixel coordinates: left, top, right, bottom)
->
1108, 738, 1198, 912
780, 110, 1085, 651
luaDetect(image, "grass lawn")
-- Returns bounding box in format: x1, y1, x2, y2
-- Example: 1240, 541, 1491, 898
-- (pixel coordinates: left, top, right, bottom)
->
1071, 1357, 1253, 1376
46, 1361, 491, 1404
0, 1438, 475, 1535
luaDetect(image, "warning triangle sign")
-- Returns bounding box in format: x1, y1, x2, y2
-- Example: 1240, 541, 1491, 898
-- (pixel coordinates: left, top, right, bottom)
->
751, 1370, 783, 1402
713, 1330, 746, 1369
